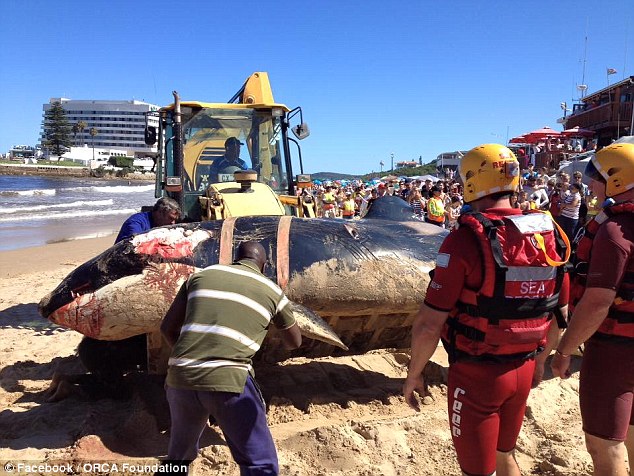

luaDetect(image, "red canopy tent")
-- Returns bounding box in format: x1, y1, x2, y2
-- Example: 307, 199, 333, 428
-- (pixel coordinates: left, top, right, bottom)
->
522, 126, 561, 143
508, 135, 529, 144
561, 126, 595, 138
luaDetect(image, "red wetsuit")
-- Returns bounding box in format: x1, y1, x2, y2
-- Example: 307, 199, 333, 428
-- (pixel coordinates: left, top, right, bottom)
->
425, 208, 569, 475
575, 206, 634, 441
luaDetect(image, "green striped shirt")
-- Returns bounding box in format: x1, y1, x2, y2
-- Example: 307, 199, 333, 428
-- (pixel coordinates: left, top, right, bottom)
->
166, 259, 295, 393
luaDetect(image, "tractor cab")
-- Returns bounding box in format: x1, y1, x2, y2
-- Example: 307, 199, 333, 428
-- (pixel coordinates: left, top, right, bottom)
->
145, 72, 313, 221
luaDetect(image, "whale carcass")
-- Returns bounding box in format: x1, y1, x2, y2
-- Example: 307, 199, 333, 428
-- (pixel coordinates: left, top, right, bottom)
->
38, 197, 447, 363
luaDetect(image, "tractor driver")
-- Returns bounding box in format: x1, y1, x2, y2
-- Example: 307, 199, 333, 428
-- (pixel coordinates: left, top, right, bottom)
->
209, 137, 249, 179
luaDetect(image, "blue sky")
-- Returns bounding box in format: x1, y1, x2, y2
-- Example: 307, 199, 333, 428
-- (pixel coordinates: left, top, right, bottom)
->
1, 0, 632, 175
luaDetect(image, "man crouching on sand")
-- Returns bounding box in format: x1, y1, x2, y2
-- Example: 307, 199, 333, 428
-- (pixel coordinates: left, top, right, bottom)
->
159, 241, 302, 474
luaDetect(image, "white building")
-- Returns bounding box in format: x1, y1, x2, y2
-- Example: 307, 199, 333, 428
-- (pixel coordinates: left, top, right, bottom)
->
60, 145, 129, 167
40, 98, 160, 158
435, 150, 467, 170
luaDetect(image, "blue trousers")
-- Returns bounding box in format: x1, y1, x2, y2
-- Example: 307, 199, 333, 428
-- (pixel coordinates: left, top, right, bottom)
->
166, 376, 278, 475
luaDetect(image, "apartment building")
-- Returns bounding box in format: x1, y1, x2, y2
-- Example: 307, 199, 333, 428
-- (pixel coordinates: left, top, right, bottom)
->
41, 98, 160, 158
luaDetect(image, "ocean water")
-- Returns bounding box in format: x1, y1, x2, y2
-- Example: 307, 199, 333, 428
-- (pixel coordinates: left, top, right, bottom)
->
0, 175, 156, 251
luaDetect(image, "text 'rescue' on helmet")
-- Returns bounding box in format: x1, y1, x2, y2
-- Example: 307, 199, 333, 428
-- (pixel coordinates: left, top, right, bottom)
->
585, 142, 634, 197
459, 144, 520, 203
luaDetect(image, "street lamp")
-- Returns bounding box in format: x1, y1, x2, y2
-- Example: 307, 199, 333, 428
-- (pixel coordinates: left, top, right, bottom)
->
560, 102, 570, 118
390, 153, 394, 172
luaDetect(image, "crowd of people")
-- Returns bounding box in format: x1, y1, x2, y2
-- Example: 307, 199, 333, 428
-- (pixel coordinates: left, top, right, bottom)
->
305, 161, 604, 245
306, 177, 466, 229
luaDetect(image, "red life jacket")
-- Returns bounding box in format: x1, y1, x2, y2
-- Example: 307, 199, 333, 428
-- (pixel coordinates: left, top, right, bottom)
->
569, 201, 634, 341
442, 210, 570, 363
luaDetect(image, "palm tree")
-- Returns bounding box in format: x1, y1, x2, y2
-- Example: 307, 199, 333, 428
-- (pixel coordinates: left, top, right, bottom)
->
73, 120, 87, 147
89, 127, 98, 162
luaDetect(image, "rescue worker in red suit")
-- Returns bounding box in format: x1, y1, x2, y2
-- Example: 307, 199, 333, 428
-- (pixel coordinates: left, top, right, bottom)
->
403, 144, 570, 476
551, 142, 634, 475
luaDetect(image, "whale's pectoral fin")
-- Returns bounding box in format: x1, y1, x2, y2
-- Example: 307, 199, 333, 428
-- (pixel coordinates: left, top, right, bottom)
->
288, 301, 348, 351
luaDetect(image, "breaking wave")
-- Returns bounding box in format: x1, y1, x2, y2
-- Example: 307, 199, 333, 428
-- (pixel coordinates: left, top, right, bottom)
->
0, 189, 56, 197
0, 199, 114, 214
0, 208, 139, 223
62, 184, 155, 194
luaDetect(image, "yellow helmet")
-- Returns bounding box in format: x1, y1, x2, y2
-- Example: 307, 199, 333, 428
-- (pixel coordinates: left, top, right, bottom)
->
459, 144, 520, 203
585, 143, 634, 197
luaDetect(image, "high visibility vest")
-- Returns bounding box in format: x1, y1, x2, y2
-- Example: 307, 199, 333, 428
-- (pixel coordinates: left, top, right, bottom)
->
342, 199, 355, 216
427, 197, 445, 222
322, 192, 336, 210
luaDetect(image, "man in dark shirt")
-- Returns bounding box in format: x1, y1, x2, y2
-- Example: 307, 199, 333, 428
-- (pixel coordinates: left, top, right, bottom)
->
209, 137, 249, 180
115, 197, 181, 243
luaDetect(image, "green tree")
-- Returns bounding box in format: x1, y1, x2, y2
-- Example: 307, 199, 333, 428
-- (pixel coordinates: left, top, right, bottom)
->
72, 120, 87, 146
43, 101, 72, 158
89, 127, 99, 161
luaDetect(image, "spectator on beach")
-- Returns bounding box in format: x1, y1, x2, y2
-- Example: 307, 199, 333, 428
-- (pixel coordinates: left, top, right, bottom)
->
551, 143, 634, 475
445, 195, 462, 230
403, 143, 568, 476
517, 190, 531, 211
160, 241, 301, 474
398, 181, 409, 200
558, 182, 582, 240
425, 186, 445, 227
407, 188, 426, 219
522, 175, 536, 194
448, 183, 462, 202
525, 177, 549, 210
548, 181, 563, 219
538, 167, 551, 182
523, 163, 538, 180
115, 197, 181, 243
362, 188, 379, 216
510, 192, 520, 209
421, 179, 434, 199
322, 185, 338, 218
341, 192, 356, 219
573, 171, 590, 224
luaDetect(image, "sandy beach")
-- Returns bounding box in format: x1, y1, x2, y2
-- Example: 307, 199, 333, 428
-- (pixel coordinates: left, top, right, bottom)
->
0, 235, 595, 475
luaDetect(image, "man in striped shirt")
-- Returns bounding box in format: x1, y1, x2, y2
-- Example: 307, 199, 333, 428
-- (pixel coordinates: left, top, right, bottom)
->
161, 241, 302, 475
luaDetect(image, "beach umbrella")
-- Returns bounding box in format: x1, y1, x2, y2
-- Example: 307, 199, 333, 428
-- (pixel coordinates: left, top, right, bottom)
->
509, 135, 529, 144
417, 174, 440, 183
561, 126, 594, 138
523, 126, 561, 143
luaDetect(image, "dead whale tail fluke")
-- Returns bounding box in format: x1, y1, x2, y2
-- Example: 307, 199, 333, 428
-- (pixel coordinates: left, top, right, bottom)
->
363, 196, 420, 222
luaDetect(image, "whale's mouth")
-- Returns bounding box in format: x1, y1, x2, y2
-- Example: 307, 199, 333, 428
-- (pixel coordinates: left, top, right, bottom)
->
48, 292, 103, 338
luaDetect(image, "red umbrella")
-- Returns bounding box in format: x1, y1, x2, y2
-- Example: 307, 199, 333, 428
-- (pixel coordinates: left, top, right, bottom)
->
523, 126, 561, 143
509, 135, 529, 144
561, 126, 594, 138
